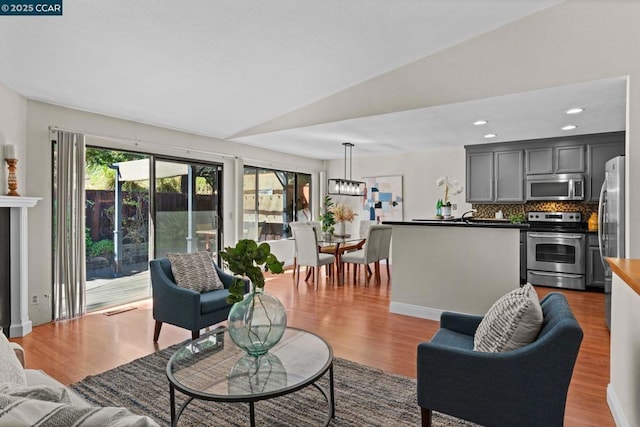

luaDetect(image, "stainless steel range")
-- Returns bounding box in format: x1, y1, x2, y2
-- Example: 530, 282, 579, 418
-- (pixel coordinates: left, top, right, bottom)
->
526, 211, 586, 290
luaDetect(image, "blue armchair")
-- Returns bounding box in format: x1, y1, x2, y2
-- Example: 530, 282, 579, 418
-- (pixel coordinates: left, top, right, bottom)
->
417, 293, 583, 427
150, 257, 249, 342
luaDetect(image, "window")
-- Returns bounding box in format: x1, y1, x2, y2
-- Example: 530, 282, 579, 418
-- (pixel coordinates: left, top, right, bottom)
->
243, 167, 312, 241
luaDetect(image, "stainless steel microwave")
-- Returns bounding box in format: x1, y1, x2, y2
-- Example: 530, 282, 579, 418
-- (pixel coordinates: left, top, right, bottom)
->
526, 174, 585, 201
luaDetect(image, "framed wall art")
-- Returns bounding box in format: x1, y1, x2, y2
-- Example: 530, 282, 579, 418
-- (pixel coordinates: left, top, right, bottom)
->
362, 175, 403, 222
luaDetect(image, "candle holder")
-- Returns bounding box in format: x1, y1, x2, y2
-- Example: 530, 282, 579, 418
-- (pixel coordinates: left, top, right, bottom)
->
5, 159, 19, 196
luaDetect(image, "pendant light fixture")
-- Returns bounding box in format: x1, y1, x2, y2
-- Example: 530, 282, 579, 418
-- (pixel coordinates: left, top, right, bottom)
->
328, 142, 366, 196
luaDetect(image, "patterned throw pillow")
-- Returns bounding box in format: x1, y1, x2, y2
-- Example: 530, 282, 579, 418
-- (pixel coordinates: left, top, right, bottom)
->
166, 252, 224, 293
473, 284, 543, 352
0, 332, 27, 386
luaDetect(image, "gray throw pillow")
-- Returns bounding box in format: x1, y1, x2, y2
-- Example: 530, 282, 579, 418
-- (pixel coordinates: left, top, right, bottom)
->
473, 284, 543, 352
166, 252, 224, 293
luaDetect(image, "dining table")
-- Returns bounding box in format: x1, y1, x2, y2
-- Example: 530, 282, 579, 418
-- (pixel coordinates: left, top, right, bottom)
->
316, 235, 365, 285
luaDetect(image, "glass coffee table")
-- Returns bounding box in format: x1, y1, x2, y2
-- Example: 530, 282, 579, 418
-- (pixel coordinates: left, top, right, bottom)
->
166, 327, 335, 426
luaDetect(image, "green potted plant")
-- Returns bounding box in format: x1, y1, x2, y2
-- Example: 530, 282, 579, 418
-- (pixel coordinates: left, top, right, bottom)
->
320, 196, 336, 235
220, 239, 286, 356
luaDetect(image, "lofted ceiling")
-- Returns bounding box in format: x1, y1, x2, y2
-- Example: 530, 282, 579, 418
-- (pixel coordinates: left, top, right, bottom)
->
0, 0, 625, 160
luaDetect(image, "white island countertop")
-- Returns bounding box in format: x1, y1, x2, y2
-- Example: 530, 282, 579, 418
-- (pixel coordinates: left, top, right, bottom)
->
386, 218, 529, 229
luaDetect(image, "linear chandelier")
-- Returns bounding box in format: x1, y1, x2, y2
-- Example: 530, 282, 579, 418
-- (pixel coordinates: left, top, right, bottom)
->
328, 142, 366, 196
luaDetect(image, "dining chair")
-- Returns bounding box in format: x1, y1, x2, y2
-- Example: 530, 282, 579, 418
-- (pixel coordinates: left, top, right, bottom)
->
289, 222, 311, 284
340, 224, 390, 285
291, 225, 336, 289
376, 225, 392, 281
346, 219, 375, 276
359, 220, 375, 239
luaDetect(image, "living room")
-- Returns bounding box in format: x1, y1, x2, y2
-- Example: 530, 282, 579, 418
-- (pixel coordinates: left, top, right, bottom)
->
1, 1, 640, 426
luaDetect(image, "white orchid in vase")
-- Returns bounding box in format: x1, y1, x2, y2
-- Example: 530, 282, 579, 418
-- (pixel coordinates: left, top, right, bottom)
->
436, 176, 464, 206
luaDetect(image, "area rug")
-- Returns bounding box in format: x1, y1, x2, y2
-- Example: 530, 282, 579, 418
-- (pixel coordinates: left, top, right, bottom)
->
71, 343, 477, 426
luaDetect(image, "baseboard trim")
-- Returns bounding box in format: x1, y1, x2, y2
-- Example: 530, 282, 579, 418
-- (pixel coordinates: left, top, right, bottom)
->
607, 383, 629, 427
9, 320, 32, 338
389, 302, 443, 321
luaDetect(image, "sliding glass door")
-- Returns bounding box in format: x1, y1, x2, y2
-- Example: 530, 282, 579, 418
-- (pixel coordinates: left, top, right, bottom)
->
154, 159, 223, 259
74, 148, 223, 313
84, 148, 151, 312
243, 167, 312, 241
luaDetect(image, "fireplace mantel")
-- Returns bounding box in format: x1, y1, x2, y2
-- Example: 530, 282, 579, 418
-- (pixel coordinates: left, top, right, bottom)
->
0, 196, 41, 208
1, 196, 41, 337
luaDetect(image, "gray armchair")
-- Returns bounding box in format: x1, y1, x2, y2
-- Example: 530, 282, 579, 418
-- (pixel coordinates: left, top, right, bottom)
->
150, 257, 249, 342
417, 292, 583, 427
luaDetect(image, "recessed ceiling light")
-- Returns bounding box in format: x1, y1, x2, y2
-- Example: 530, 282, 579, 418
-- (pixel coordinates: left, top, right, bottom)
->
484, 133, 497, 138
566, 108, 584, 114
473, 120, 488, 126
562, 125, 577, 131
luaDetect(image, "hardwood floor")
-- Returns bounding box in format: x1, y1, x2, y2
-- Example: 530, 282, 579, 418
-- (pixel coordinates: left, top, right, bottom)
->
11, 267, 613, 426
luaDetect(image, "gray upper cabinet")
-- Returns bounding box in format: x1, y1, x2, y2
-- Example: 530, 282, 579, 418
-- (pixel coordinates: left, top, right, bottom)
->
556, 145, 585, 173
466, 131, 623, 204
525, 147, 553, 174
466, 149, 523, 203
495, 150, 524, 202
587, 141, 625, 202
466, 151, 494, 202
526, 145, 584, 175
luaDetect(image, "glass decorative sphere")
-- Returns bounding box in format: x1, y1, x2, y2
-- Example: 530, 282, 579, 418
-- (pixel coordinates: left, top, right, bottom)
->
227, 288, 287, 356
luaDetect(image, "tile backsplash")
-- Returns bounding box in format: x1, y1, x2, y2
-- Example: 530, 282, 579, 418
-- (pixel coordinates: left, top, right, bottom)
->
472, 202, 598, 221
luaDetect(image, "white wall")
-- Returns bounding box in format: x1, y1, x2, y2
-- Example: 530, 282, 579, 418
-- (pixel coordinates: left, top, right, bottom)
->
0, 82, 26, 193
24, 101, 324, 325
247, 0, 640, 260
326, 147, 472, 235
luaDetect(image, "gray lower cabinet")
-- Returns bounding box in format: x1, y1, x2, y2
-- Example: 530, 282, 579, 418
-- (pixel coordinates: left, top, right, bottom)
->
520, 230, 527, 285
586, 233, 605, 290
466, 149, 524, 203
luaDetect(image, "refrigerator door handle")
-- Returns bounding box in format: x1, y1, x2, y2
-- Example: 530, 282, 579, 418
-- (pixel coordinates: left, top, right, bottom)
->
597, 178, 608, 269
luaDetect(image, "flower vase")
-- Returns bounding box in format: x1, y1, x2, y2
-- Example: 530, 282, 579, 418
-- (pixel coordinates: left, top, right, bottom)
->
441, 205, 452, 218
227, 287, 287, 356
334, 221, 346, 236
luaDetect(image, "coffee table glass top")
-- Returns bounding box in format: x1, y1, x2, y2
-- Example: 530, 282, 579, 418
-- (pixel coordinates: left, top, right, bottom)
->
167, 327, 333, 401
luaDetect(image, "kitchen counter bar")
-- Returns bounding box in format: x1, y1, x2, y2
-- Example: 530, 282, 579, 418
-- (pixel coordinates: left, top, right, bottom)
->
385, 221, 521, 319
398, 219, 529, 229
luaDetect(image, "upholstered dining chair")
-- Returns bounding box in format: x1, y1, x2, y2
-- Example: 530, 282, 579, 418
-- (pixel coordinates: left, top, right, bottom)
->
417, 292, 583, 427
292, 225, 336, 289
376, 225, 392, 280
340, 224, 391, 285
342, 220, 375, 277
359, 220, 375, 239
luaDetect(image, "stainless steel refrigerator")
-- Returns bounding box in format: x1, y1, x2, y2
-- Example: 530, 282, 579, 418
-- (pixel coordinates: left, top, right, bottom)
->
598, 155, 625, 330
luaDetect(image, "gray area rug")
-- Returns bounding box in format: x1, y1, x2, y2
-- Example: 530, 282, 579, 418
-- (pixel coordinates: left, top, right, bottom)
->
71, 343, 476, 426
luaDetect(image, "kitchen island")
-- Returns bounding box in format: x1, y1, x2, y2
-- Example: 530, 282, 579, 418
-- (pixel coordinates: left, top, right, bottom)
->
385, 220, 528, 319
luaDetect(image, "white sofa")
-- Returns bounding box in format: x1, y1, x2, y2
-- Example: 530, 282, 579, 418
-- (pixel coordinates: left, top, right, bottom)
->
8, 342, 91, 408
0, 333, 159, 426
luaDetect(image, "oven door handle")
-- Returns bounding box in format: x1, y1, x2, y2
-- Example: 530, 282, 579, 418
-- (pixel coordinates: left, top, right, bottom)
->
527, 233, 585, 240
528, 271, 583, 279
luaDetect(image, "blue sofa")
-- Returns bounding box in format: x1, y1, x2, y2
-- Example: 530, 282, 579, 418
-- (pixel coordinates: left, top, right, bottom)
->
417, 292, 583, 427
149, 257, 249, 341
